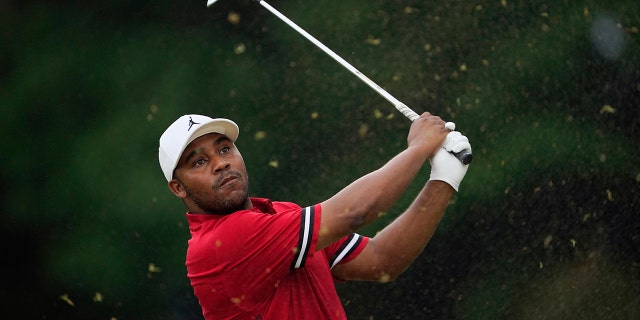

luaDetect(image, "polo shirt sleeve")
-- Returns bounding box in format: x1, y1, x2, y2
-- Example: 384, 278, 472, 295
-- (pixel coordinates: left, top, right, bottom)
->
324, 233, 370, 269
289, 204, 320, 269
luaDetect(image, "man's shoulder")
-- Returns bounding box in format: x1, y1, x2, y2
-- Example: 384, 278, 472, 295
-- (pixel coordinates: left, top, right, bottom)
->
250, 197, 311, 214
271, 201, 303, 211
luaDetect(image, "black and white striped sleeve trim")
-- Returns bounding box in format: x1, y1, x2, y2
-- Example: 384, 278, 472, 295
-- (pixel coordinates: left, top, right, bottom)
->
291, 206, 315, 269
329, 233, 363, 269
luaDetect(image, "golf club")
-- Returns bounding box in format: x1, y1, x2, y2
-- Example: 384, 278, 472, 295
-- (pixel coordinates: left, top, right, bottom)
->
206, 0, 472, 164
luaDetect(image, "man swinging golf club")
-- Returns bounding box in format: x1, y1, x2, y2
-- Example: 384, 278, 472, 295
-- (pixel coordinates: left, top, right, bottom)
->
159, 112, 471, 319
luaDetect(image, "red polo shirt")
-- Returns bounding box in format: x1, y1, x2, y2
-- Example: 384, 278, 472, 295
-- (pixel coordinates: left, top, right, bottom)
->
185, 198, 369, 320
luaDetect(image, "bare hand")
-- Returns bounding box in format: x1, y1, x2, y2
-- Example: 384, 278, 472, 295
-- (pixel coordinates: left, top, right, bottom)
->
406, 112, 450, 159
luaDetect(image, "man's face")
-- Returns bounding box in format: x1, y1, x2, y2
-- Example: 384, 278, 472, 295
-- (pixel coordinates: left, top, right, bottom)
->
169, 133, 250, 214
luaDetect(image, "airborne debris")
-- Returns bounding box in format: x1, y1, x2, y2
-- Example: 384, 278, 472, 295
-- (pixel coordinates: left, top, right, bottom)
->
543, 234, 553, 248
148, 263, 162, 273
600, 104, 616, 114
358, 124, 369, 138
234, 43, 246, 54
373, 109, 394, 120
254, 131, 267, 140
606, 189, 613, 201
228, 12, 241, 25
60, 294, 75, 307
404, 7, 416, 14
365, 36, 381, 46
378, 273, 391, 283
148, 104, 158, 122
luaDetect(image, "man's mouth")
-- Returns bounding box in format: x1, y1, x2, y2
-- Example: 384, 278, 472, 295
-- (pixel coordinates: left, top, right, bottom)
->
218, 174, 238, 188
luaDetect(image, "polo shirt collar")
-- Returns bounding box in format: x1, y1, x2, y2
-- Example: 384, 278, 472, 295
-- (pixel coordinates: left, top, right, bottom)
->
249, 197, 276, 215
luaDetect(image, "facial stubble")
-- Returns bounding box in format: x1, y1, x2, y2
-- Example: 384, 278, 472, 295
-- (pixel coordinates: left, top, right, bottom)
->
182, 170, 250, 214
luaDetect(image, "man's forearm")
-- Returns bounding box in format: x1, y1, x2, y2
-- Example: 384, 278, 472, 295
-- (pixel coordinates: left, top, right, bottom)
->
367, 180, 454, 279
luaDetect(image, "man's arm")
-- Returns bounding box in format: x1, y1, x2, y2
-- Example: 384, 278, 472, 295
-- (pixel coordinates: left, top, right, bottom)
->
330, 180, 453, 281
317, 113, 449, 250
330, 133, 471, 281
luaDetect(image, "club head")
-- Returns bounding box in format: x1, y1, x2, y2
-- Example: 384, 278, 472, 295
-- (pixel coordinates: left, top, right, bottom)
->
206, 0, 219, 7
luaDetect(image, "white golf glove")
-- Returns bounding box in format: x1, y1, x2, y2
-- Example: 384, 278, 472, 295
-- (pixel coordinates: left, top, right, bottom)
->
429, 131, 471, 191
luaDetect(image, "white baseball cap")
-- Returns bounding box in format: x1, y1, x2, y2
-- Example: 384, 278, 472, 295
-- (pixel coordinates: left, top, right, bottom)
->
159, 114, 239, 181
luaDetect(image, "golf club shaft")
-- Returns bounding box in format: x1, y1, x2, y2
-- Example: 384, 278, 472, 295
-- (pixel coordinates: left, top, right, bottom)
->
256, 0, 472, 164
258, 0, 418, 121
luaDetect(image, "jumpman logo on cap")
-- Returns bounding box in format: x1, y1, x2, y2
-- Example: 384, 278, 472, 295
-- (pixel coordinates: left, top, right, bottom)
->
187, 117, 200, 131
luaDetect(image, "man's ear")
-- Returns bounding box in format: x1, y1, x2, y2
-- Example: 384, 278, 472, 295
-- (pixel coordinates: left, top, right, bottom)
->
168, 179, 187, 199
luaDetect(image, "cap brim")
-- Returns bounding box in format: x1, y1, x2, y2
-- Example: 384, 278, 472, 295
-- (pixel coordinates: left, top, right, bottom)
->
186, 118, 239, 147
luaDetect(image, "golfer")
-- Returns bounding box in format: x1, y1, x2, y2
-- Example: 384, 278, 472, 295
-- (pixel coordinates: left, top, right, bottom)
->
158, 113, 471, 319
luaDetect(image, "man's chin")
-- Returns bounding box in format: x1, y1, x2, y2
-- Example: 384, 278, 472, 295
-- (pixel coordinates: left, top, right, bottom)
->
215, 193, 250, 214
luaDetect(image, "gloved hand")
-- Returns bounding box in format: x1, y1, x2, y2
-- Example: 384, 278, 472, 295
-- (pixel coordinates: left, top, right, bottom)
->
429, 131, 471, 191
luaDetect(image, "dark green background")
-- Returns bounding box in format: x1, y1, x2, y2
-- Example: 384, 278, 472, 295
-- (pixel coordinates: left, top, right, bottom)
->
1, 0, 639, 319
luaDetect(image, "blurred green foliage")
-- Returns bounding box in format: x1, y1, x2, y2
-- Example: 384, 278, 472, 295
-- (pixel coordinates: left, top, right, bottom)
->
1, 0, 639, 319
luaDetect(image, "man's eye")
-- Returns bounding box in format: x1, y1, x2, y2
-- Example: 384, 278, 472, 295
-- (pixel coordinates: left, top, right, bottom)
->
220, 146, 231, 154
194, 159, 207, 167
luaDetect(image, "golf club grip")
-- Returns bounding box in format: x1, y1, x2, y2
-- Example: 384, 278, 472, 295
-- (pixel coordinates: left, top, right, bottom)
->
397, 103, 473, 165
453, 149, 473, 165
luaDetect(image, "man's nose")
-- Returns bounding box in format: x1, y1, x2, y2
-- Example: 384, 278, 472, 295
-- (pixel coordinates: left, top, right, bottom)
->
213, 158, 230, 172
